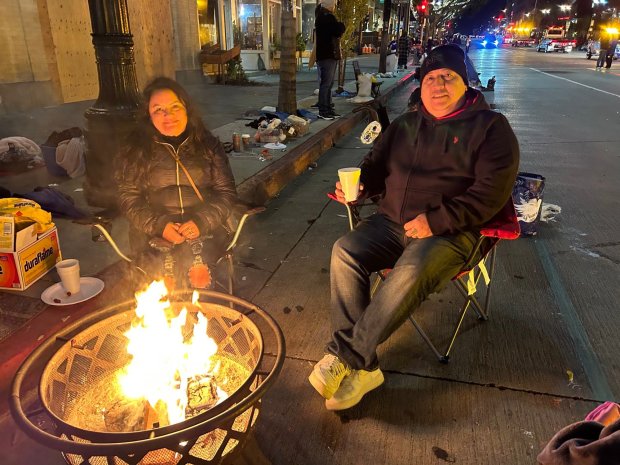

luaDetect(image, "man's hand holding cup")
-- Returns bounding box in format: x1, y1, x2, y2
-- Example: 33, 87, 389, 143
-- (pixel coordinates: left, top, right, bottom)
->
336, 167, 364, 204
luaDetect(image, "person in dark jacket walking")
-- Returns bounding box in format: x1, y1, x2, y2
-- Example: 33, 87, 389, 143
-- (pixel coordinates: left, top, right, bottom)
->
115, 77, 237, 289
308, 45, 520, 411
397, 32, 410, 69
315, 0, 345, 120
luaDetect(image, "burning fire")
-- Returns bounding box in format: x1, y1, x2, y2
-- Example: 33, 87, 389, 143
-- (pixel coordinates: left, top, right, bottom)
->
117, 280, 227, 426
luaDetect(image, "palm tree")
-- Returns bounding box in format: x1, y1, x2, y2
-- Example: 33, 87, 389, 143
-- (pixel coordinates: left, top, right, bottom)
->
278, 0, 297, 114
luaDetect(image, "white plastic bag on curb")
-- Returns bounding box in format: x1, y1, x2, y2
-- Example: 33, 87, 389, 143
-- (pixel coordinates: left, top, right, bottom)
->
386, 53, 398, 72
357, 73, 372, 97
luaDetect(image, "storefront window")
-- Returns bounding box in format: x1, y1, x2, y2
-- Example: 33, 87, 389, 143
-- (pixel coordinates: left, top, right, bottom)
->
198, 0, 219, 48
269, 1, 281, 50
302, 0, 317, 45
238, 0, 264, 49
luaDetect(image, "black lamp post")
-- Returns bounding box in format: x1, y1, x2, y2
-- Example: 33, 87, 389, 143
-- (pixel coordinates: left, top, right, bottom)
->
84, 0, 141, 210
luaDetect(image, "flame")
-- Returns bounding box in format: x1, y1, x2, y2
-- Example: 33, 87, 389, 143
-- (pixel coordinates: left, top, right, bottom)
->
117, 281, 221, 425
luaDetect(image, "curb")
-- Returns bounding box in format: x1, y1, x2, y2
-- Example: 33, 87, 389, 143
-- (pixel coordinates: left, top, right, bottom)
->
237, 70, 417, 206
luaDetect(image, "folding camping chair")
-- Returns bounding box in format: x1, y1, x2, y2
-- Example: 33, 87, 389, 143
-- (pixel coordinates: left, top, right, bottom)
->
329, 194, 520, 363
89, 202, 265, 295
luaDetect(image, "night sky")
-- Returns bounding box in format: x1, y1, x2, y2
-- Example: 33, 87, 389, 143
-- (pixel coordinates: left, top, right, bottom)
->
456, 0, 508, 35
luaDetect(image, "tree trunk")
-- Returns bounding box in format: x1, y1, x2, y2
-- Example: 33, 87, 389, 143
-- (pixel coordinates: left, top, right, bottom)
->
336, 58, 346, 93
278, 0, 297, 114
379, 0, 392, 73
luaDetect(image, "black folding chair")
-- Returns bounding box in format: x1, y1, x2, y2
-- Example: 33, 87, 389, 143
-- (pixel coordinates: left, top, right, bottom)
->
90, 202, 265, 295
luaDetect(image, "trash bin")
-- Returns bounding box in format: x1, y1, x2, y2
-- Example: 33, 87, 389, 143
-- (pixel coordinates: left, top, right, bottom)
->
41, 145, 68, 177
512, 172, 545, 236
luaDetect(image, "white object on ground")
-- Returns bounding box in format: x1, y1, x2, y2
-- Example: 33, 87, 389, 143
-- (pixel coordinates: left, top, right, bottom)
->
540, 203, 562, 222
357, 73, 372, 97
41, 277, 105, 306
386, 54, 398, 72
263, 142, 287, 150
261, 106, 277, 112
348, 96, 374, 103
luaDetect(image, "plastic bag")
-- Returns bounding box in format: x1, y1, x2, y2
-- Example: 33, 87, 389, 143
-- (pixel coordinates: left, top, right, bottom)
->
357, 73, 373, 97
0, 198, 54, 233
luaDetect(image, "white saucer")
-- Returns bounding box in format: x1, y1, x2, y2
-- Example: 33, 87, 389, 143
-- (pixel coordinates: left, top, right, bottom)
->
263, 142, 286, 150
41, 277, 105, 306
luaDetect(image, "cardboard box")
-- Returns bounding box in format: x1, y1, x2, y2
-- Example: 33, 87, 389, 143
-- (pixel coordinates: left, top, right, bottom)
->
0, 227, 62, 290
0, 215, 38, 253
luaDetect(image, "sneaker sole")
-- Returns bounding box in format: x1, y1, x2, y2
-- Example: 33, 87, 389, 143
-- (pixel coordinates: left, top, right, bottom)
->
308, 372, 337, 399
324, 371, 385, 411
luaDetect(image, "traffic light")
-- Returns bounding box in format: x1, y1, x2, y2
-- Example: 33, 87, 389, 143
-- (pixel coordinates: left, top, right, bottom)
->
417, 0, 429, 17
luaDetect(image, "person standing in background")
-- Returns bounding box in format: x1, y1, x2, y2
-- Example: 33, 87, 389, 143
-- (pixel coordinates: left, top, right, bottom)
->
596, 33, 611, 69
465, 36, 471, 54
398, 32, 410, 69
315, 0, 345, 120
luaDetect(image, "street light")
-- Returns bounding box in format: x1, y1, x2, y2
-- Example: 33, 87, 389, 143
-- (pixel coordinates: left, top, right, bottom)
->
559, 5, 571, 12
541, 9, 551, 14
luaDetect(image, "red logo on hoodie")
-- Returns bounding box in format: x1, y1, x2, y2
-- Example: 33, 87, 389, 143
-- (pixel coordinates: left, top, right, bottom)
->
453, 136, 459, 144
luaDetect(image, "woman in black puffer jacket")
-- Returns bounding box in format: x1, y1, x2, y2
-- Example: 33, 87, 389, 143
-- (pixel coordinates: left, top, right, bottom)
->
115, 77, 237, 288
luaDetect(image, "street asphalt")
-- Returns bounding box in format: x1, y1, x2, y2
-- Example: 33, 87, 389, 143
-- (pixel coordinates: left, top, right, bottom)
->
1, 46, 620, 464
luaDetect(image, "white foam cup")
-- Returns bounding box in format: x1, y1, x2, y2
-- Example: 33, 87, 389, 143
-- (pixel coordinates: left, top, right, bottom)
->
338, 167, 362, 202
56, 259, 81, 294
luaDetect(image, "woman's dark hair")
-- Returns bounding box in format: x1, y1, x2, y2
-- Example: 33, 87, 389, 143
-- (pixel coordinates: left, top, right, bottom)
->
116, 77, 215, 182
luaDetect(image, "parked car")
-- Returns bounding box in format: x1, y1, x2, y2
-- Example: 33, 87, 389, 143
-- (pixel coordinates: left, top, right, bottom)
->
536, 38, 574, 53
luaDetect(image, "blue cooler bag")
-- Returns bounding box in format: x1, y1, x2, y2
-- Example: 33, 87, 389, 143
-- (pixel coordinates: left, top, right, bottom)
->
512, 172, 545, 236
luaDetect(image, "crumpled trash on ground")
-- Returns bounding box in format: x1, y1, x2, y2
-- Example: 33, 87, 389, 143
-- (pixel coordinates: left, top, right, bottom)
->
540, 203, 562, 222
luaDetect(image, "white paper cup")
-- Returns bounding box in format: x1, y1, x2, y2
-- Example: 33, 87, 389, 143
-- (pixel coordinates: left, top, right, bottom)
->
56, 259, 81, 294
338, 167, 361, 202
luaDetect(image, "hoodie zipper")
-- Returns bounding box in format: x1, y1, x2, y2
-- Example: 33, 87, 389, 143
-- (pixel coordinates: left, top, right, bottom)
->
155, 138, 190, 217
399, 116, 427, 224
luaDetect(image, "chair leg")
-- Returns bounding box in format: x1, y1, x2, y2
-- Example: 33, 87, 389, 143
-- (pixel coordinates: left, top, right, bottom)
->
454, 278, 488, 321
483, 247, 497, 317
443, 295, 473, 360
408, 316, 449, 363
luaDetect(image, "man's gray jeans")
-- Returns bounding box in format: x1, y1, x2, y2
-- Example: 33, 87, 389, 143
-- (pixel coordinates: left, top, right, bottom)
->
326, 213, 479, 370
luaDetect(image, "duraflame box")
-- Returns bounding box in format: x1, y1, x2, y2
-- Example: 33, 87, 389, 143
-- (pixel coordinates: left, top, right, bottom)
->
0, 215, 38, 253
0, 227, 62, 290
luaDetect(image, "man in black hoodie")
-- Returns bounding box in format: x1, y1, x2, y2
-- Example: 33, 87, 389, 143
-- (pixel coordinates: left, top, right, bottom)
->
315, 0, 345, 120
309, 45, 520, 410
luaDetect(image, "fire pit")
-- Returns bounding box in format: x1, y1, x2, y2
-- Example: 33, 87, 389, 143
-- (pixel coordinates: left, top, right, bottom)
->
10, 284, 285, 465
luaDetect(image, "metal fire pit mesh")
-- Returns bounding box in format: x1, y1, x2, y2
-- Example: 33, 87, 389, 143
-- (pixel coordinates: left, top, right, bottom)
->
39, 301, 263, 465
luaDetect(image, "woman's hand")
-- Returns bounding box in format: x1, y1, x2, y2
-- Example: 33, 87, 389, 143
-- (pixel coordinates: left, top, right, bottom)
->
335, 181, 364, 204
404, 213, 433, 239
162, 222, 185, 244
178, 220, 201, 240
